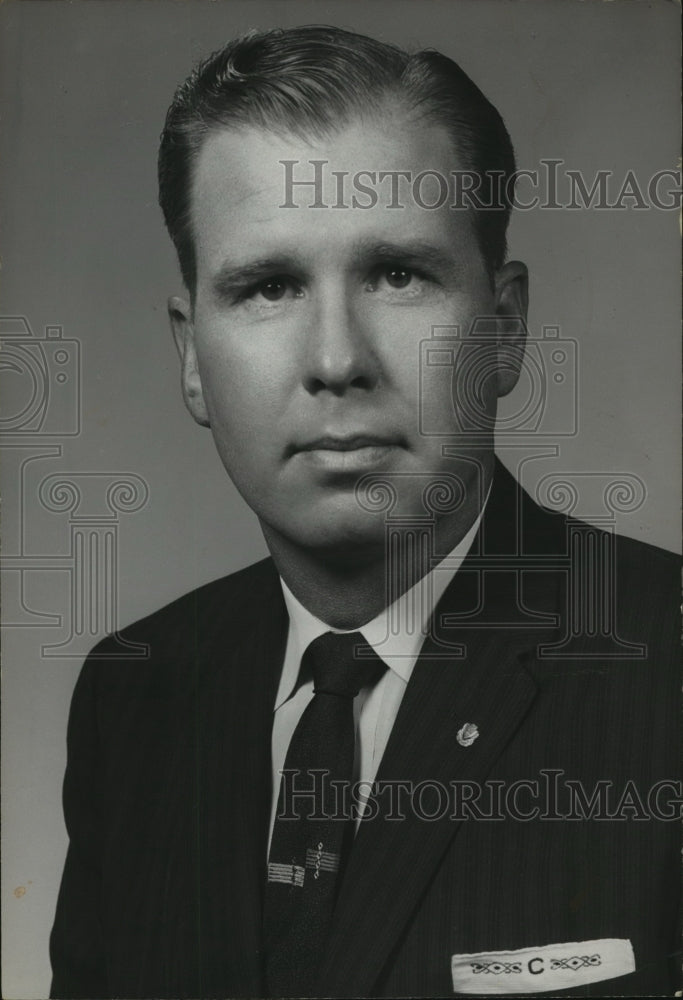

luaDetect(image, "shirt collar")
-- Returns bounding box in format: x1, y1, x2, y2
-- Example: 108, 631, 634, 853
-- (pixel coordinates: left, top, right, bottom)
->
276, 487, 489, 709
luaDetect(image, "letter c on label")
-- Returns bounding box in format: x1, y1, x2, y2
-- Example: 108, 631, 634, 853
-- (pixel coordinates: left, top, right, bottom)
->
528, 957, 544, 975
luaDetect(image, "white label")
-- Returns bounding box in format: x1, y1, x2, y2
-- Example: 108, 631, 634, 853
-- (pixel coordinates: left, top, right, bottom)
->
451, 938, 635, 994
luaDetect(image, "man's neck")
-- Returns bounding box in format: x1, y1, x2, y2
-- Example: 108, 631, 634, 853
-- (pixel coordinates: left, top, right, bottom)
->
261, 475, 490, 630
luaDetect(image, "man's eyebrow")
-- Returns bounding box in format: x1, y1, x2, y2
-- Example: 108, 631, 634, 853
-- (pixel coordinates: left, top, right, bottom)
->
211, 256, 299, 295
355, 239, 461, 273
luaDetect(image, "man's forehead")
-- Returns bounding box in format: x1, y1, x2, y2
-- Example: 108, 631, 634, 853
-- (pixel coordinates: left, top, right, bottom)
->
191, 113, 467, 209
189, 117, 479, 268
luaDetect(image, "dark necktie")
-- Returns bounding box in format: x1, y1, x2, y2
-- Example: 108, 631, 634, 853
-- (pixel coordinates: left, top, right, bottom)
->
264, 630, 387, 998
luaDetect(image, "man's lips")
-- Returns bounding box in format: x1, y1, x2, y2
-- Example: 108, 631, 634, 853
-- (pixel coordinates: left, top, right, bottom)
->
287, 433, 406, 471
293, 434, 404, 454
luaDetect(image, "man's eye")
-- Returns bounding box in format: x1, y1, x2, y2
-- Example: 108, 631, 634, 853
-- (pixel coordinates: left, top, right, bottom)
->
369, 265, 427, 293
251, 277, 302, 302
383, 267, 414, 289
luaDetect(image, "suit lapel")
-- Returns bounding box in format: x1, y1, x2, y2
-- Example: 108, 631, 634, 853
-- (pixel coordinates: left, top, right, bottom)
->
316, 461, 566, 996
316, 631, 538, 996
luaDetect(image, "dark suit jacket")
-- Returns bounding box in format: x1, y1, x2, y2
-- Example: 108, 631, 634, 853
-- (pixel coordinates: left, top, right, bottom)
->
50, 462, 681, 998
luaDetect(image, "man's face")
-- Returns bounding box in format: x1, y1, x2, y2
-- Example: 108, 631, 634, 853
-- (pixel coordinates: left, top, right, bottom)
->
170, 111, 527, 557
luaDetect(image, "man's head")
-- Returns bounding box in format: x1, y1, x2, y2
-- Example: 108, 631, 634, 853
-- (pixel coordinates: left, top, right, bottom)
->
160, 26, 528, 564
158, 25, 517, 299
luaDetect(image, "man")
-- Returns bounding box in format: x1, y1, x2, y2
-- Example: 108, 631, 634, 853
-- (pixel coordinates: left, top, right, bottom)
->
50, 25, 680, 999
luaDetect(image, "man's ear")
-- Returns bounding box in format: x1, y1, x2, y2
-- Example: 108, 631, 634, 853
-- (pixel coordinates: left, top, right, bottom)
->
168, 295, 210, 427
493, 260, 529, 398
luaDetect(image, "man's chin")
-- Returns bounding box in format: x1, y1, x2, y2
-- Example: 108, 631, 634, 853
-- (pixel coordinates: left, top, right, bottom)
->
260, 511, 388, 566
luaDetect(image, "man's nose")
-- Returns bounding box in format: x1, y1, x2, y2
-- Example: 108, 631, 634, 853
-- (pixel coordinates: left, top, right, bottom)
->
302, 289, 380, 395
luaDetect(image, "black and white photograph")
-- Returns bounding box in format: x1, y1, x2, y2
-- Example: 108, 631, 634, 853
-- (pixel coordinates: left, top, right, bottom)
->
1, 1, 681, 997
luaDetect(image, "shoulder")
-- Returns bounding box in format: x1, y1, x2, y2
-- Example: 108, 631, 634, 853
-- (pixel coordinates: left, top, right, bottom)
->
72, 556, 283, 708
492, 459, 679, 599
608, 528, 679, 585
557, 508, 680, 618
94, 556, 280, 657
601, 530, 679, 653
527, 503, 680, 691
501, 463, 680, 662
506, 458, 679, 584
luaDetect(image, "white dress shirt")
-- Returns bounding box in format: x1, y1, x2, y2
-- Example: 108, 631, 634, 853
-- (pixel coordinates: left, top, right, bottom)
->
269, 497, 489, 846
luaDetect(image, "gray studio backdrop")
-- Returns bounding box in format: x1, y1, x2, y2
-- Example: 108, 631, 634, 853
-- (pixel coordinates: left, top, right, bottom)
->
1, 0, 680, 996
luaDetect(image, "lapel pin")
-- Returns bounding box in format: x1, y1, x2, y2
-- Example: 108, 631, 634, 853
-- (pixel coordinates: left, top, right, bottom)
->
456, 722, 479, 747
